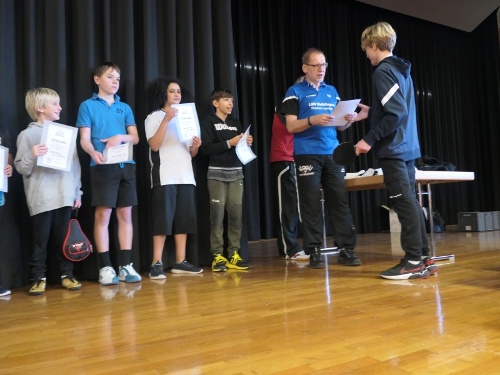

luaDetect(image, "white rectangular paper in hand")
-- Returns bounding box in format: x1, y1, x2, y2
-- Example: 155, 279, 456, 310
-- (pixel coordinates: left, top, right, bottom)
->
172, 103, 201, 142
235, 125, 256, 165
330, 99, 361, 126
37, 123, 78, 171
0, 145, 8, 192
103, 143, 134, 164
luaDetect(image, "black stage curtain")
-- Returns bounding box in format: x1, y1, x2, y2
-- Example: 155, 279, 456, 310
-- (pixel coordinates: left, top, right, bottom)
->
231, 0, 500, 237
1, 0, 499, 289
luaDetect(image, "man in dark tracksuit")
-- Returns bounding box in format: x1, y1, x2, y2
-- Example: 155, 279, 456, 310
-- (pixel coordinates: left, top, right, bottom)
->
269, 108, 305, 260
355, 21, 435, 280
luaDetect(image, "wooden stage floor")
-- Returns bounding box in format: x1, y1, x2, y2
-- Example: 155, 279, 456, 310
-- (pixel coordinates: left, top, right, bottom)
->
1, 229, 500, 374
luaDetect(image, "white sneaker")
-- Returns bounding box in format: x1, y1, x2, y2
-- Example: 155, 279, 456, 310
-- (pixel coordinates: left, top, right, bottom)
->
285, 250, 309, 261
99, 266, 119, 286
118, 263, 142, 283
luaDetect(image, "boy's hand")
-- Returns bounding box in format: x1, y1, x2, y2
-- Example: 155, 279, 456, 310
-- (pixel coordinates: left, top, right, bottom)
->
73, 199, 82, 209
101, 134, 124, 148
91, 151, 105, 164
229, 134, 243, 147
190, 136, 202, 150
344, 112, 357, 122
164, 108, 178, 122
246, 135, 253, 146
354, 103, 370, 122
31, 144, 48, 157
3, 164, 12, 177
355, 139, 371, 155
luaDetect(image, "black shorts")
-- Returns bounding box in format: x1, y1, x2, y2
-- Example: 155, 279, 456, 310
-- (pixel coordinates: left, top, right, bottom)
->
90, 164, 138, 208
152, 184, 196, 235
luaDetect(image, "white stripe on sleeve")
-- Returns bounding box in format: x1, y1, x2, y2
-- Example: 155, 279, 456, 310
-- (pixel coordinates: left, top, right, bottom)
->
381, 84, 399, 106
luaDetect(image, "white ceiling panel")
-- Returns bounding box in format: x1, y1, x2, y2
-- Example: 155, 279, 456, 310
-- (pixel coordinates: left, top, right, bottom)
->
356, 0, 500, 32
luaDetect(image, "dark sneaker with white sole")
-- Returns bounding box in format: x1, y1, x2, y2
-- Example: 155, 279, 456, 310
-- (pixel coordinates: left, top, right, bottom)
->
380, 259, 430, 280
171, 260, 203, 274
149, 261, 166, 279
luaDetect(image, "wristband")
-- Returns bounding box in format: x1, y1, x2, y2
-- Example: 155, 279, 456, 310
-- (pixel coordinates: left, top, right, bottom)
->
307, 117, 312, 126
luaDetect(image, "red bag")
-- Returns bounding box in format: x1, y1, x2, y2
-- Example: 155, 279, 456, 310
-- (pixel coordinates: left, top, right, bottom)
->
62, 216, 93, 261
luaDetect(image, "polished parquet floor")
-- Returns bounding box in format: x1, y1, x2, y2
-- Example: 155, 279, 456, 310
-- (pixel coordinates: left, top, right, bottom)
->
1, 229, 500, 375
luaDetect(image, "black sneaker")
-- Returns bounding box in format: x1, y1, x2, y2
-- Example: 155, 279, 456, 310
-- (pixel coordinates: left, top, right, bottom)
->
171, 260, 203, 274
149, 261, 166, 279
309, 248, 325, 269
380, 259, 430, 280
422, 256, 438, 275
338, 248, 361, 266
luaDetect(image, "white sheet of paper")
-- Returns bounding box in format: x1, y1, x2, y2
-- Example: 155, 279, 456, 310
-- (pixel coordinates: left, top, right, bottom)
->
329, 99, 361, 126
103, 143, 133, 164
37, 123, 77, 171
0, 145, 8, 192
235, 125, 256, 165
172, 103, 201, 142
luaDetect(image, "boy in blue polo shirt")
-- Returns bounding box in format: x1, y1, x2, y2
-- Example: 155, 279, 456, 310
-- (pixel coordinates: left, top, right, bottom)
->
77, 62, 141, 286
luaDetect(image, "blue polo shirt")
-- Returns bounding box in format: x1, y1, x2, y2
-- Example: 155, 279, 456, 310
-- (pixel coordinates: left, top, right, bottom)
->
76, 93, 136, 166
281, 80, 341, 155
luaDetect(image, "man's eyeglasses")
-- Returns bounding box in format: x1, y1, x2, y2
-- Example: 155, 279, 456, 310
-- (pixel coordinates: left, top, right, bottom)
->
305, 63, 329, 70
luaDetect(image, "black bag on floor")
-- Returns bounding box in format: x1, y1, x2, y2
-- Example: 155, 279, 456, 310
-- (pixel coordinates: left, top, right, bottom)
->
422, 207, 446, 233
62, 211, 93, 261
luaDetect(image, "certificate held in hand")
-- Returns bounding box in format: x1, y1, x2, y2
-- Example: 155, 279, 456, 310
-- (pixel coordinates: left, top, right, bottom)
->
171, 103, 201, 142
37, 122, 78, 172
235, 125, 256, 165
103, 143, 134, 164
330, 99, 361, 126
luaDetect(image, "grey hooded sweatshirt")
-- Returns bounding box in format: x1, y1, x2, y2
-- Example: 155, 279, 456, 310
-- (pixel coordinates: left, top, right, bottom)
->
14, 122, 82, 216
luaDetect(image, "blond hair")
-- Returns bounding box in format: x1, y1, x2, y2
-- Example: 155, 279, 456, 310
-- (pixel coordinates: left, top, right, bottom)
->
25, 88, 60, 121
361, 22, 397, 52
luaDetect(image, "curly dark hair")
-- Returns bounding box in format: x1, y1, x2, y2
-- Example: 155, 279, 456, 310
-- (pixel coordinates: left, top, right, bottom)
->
148, 77, 194, 112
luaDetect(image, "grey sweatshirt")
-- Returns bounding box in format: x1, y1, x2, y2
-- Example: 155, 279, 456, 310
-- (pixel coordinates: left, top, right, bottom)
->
14, 122, 83, 216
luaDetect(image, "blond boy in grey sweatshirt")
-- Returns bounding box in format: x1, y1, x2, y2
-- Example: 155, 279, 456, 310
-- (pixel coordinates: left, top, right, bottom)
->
15, 87, 82, 295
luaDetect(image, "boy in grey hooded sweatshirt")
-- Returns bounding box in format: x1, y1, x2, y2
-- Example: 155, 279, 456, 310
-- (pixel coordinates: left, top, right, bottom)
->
15, 88, 83, 295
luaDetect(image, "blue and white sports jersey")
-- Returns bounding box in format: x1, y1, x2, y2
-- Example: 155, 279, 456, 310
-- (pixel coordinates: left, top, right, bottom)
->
281, 80, 341, 155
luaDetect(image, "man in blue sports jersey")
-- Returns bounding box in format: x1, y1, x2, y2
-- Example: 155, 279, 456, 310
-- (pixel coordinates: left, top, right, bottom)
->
281, 48, 361, 269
